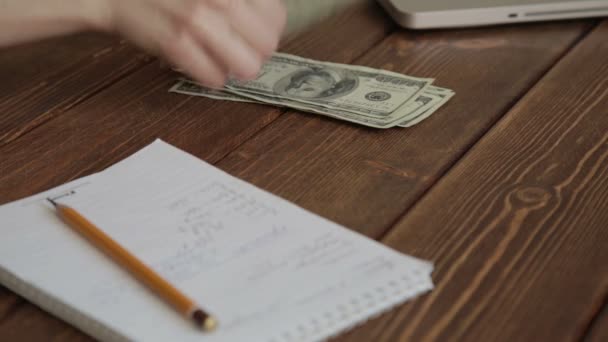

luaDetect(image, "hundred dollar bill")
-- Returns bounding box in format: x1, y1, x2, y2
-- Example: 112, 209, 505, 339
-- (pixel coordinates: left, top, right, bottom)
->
222, 85, 421, 128
224, 53, 434, 119
169, 79, 400, 128
169, 80, 260, 104
393, 93, 439, 125
170, 79, 454, 129
225, 85, 454, 128
398, 88, 455, 127
391, 85, 455, 126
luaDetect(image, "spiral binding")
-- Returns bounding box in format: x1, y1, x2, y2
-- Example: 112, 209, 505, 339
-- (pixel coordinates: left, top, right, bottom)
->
268, 270, 432, 342
1, 266, 432, 342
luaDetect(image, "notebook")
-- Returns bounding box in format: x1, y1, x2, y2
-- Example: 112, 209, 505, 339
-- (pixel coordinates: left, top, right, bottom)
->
0, 140, 433, 342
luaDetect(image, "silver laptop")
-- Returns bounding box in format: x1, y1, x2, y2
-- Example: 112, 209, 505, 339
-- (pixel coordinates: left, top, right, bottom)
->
378, 0, 608, 29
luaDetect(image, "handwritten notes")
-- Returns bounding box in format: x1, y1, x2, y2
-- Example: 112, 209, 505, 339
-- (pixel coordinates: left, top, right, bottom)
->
0, 140, 433, 342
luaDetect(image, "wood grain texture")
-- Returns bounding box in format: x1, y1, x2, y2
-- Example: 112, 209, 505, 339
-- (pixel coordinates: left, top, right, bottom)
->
586, 300, 608, 342
0, 1, 391, 205
0, 3, 392, 340
335, 20, 608, 342
0, 286, 21, 322
0, 33, 112, 93
0, 33, 153, 145
216, 20, 593, 239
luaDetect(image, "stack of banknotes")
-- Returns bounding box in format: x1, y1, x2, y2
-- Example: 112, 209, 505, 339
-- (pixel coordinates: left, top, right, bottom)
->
169, 53, 454, 129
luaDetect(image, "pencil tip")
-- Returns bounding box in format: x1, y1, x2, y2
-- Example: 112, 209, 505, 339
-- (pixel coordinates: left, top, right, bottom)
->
46, 198, 58, 207
192, 309, 217, 332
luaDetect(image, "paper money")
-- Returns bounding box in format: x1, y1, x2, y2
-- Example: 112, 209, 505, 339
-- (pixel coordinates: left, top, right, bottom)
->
169, 53, 454, 128
398, 88, 455, 127
226, 53, 433, 115
169, 81, 258, 104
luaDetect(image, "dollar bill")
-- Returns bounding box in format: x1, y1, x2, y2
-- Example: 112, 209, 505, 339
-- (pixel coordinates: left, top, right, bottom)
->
169, 81, 259, 104
314, 87, 453, 128
225, 53, 434, 119
398, 88, 454, 127
171, 79, 453, 128
168, 53, 454, 128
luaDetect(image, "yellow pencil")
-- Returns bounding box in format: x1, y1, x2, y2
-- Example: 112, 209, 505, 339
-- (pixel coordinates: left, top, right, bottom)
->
47, 198, 217, 331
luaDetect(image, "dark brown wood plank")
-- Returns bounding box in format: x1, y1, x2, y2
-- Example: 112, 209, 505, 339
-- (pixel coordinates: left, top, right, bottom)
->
0, 33, 153, 145
337, 20, 608, 342
586, 299, 608, 342
0, 3, 393, 340
0, 1, 392, 204
0, 286, 21, 322
215, 20, 594, 239
0, 33, 112, 93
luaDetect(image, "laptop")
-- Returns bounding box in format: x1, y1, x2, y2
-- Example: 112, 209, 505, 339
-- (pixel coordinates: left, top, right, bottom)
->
378, 0, 608, 29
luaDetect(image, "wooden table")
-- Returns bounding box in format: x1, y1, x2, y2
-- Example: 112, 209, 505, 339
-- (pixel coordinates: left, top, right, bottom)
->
1, 2, 607, 341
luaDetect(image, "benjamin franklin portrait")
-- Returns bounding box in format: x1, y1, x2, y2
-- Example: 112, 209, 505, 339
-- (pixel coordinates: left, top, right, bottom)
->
273, 66, 358, 100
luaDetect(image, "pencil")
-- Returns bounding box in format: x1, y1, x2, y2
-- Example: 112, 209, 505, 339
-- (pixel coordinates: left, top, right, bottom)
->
47, 198, 217, 331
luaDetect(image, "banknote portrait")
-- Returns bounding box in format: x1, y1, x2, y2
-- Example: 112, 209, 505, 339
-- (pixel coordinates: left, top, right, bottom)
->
274, 67, 358, 100
171, 53, 452, 129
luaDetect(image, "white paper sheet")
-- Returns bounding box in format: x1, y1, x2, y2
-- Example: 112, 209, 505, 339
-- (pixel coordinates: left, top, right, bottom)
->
0, 139, 433, 342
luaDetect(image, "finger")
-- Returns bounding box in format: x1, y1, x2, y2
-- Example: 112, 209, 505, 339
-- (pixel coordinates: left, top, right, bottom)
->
115, 1, 224, 84
162, 30, 227, 88
187, 4, 263, 79
110, 1, 168, 56
247, 0, 287, 33
226, 0, 282, 57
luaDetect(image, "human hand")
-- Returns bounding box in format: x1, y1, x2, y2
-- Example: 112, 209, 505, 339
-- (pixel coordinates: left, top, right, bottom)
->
97, 0, 286, 87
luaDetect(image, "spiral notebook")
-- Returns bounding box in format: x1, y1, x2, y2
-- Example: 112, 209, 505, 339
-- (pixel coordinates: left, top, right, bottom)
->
0, 140, 433, 342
